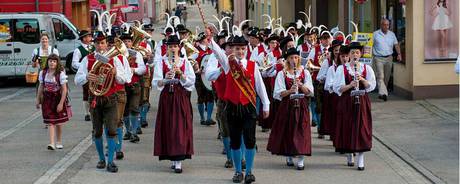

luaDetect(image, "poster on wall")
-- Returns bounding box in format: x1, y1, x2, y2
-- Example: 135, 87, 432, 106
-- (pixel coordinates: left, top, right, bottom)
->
424, 0, 459, 61
353, 32, 374, 65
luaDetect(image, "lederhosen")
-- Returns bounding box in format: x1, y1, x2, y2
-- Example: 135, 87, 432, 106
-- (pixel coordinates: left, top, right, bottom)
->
124, 52, 142, 118
139, 40, 155, 107
76, 45, 92, 102
224, 60, 258, 150
153, 59, 193, 161
334, 65, 372, 153
87, 54, 123, 138
194, 46, 214, 104
267, 70, 312, 156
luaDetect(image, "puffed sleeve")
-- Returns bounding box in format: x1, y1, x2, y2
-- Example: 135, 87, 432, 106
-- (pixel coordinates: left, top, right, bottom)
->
365, 64, 376, 92
316, 59, 330, 82
53, 48, 60, 56
152, 59, 164, 91
303, 69, 314, 97
209, 38, 229, 73
204, 54, 222, 81
113, 56, 128, 84
333, 65, 346, 96
273, 71, 285, 101
134, 52, 146, 75
254, 64, 270, 111
180, 58, 196, 91
38, 70, 44, 84
59, 71, 68, 84
324, 66, 335, 93
71, 48, 82, 70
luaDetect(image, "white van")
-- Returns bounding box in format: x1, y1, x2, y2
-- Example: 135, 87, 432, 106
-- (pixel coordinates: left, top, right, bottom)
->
0, 12, 81, 78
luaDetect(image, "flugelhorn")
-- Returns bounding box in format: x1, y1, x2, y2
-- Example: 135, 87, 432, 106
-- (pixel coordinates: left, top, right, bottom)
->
89, 38, 127, 96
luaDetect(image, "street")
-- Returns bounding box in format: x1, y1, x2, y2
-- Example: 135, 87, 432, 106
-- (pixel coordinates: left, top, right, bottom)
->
0, 2, 458, 184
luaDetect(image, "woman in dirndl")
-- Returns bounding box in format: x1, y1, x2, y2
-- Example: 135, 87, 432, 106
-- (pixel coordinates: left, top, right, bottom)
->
267, 48, 314, 170
152, 34, 196, 173
333, 42, 376, 171
35, 54, 70, 150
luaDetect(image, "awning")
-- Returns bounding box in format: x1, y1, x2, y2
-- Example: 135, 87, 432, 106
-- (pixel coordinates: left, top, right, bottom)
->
110, 5, 139, 13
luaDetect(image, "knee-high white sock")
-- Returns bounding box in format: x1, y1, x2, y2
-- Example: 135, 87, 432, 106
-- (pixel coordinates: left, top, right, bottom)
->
84, 101, 90, 115
357, 152, 364, 167
347, 153, 354, 164
297, 156, 305, 167
175, 161, 182, 169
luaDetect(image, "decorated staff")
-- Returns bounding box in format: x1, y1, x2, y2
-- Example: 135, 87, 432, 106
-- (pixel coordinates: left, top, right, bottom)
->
333, 28, 376, 170
267, 48, 314, 170
74, 31, 131, 173
72, 30, 94, 122
209, 20, 270, 184
152, 33, 196, 174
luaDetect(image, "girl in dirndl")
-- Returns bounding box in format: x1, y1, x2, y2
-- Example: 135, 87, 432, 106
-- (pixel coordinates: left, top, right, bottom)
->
35, 54, 70, 150
152, 34, 196, 173
267, 48, 314, 170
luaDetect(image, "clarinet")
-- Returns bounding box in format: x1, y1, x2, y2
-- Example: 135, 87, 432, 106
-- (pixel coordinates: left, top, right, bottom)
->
292, 62, 300, 108
353, 59, 360, 105
169, 51, 176, 93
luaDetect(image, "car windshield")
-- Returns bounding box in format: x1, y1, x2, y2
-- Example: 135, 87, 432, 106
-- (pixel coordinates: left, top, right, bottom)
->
60, 16, 78, 32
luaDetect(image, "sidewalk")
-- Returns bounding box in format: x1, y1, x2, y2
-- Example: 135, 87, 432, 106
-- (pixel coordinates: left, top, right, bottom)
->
370, 94, 459, 184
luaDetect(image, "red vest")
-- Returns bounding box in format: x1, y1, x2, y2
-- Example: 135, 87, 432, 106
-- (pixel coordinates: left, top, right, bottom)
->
285, 69, 306, 90
272, 48, 283, 72
87, 54, 125, 97
161, 42, 167, 56
139, 41, 148, 49
212, 63, 226, 99
312, 45, 324, 81
196, 45, 212, 66
344, 64, 367, 88
128, 56, 140, 85
301, 43, 310, 53
223, 60, 256, 106
246, 44, 266, 60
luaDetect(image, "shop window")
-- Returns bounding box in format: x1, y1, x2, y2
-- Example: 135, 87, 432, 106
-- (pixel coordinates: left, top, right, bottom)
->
52, 18, 75, 41
12, 19, 40, 44
0, 19, 12, 42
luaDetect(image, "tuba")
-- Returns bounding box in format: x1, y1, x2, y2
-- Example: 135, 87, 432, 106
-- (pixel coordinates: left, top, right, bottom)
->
89, 38, 128, 96
131, 26, 152, 56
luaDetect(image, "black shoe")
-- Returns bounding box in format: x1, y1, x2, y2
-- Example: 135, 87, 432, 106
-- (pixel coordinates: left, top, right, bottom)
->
116, 151, 124, 160
96, 160, 106, 169
200, 120, 207, 125
296, 166, 305, 170
174, 168, 183, 173
286, 161, 294, 167
244, 173, 256, 184
318, 134, 324, 139
106, 162, 118, 173
225, 160, 233, 168
123, 133, 131, 140
382, 95, 388, 101
85, 115, 91, 121
242, 160, 246, 170
357, 167, 365, 171
141, 121, 148, 128
222, 148, 227, 155
232, 172, 244, 183
208, 119, 216, 125
130, 135, 140, 143
136, 128, 143, 135
217, 132, 222, 140
311, 121, 317, 127
170, 165, 175, 169
347, 162, 354, 167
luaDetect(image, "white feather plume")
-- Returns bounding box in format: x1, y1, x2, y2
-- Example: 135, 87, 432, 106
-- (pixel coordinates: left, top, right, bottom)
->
350, 21, 359, 42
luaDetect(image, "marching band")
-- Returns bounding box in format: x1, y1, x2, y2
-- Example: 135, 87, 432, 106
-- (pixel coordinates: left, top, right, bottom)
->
71, 7, 376, 184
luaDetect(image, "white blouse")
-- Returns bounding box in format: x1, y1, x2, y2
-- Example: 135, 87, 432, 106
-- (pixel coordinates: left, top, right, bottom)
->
332, 63, 376, 96
316, 58, 331, 82
324, 64, 338, 94
32, 46, 60, 59
273, 69, 314, 101
152, 56, 196, 91
74, 54, 132, 87
39, 70, 67, 85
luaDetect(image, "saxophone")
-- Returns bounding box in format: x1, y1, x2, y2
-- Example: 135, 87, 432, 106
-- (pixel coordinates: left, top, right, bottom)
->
89, 38, 127, 96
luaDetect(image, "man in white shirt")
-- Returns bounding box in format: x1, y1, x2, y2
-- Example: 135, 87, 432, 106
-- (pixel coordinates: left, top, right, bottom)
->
372, 19, 402, 101
72, 30, 93, 121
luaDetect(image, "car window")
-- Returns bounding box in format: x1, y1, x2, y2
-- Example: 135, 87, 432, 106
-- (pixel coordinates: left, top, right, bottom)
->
52, 18, 74, 40
0, 19, 13, 42
12, 19, 40, 44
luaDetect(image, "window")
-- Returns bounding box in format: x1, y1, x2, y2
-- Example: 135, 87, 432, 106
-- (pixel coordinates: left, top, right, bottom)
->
0, 19, 12, 42
52, 18, 75, 40
13, 19, 40, 44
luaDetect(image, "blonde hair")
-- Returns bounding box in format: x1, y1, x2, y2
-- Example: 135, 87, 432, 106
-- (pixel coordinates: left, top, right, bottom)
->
283, 56, 302, 71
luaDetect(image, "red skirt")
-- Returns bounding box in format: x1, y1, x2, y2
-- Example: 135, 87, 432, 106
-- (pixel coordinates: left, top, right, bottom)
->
259, 77, 276, 129
334, 93, 372, 153
267, 97, 312, 156
318, 92, 335, 136
153, 84, 194, 161
42, 91, 69, 125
